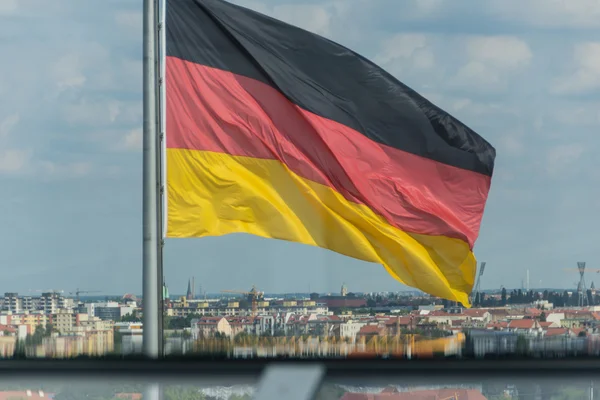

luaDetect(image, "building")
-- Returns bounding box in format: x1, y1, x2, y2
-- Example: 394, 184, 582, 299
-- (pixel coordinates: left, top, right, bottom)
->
340, 320, 366, 341
2, 293, 21, 313
115, 322, 143, 355
191, 317, 232, 338
51, 310, 75, 334
94, 304, 121, 321
318, 296, 367, 309
39, 292, 66, 314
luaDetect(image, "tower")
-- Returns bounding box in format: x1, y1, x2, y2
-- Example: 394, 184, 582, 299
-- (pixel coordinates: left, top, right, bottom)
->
577, 261, 589, 308
341, 283, 348, 297
163, 278, 170, 301
471, 261, 486, 306
186, 279, 193, 300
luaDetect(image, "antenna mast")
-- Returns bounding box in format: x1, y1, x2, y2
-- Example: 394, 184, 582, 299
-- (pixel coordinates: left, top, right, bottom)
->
577, 261, 589, 308
471, 261, 486, 306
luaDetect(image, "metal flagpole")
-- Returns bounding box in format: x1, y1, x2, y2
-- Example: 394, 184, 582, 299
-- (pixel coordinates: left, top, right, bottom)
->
142, 0, 160, 359
155, 0, 166, 358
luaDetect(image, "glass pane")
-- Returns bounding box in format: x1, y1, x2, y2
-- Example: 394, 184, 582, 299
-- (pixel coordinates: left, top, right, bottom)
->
2, 0, 596, 363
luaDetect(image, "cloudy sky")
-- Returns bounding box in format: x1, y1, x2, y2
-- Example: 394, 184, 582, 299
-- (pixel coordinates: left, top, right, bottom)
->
1, 0, 599, 296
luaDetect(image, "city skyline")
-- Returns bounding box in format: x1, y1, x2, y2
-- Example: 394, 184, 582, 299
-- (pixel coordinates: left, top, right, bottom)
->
1, 0, 599, 294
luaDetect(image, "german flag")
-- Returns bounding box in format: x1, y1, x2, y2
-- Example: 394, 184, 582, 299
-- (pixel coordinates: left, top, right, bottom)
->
165, 0, 496, 306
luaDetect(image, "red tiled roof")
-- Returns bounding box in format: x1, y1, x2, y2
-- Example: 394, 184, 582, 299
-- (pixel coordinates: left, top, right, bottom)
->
486, 321, 508, 329
384, 317, 412, 326
463, 309, 488, 317
545, 328, 568, 337
426, 311, 451, 317
358, 325, 384, 335
526, 308, 542, 316
508, 319, 535, 329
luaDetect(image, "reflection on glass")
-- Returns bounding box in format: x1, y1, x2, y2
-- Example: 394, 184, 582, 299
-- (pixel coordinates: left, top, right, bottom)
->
2, 288, 600, 358
0, 379, 597, 399
0, 381, 256, 400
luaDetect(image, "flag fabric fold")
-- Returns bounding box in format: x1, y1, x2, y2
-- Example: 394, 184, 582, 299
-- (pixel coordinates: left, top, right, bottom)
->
164, 0, 496, 306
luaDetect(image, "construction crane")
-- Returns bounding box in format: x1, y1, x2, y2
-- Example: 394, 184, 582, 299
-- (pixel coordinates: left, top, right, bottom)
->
221, 285, 263, 317
69, 288, 100, 303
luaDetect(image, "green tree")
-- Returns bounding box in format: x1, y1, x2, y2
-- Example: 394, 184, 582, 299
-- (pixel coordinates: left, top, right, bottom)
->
45, 324, 54, 336
516, 335, 528, 356
25, 325, 46, 347
163, 315, 172, 331
113, 331, 123, 355
120, 310, 142, 322
540, 312, 547, 322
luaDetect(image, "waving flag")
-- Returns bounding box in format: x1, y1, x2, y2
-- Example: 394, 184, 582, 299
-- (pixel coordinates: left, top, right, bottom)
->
164, 0, 496, 306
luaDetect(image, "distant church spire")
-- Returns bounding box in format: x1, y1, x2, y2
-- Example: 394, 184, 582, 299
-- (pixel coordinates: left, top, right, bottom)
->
186, 279, 193, 299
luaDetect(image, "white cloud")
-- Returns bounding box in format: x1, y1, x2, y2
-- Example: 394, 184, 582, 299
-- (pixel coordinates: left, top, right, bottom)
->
415, 0, 445, 15
545, 143, 585, 177
119, 128, 143, 152
0, 114, 30, 175
553, 102, 600, 127
272, 4, 332, 36
0, 114, 19, 139
115, 10, 142, 32
489, 0, 600, 29
498, 134, 524, 156
452, 36, 532, 91
53, 54, 87, 90
0, 0, 17, 15
552, 42, 600, 95
231, 0, 270, 15
374, 34, 435, 73
0, 149, 31, 174
465, 36, 532, 70
39, 161, 92, 179
62, 99, 140, 127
